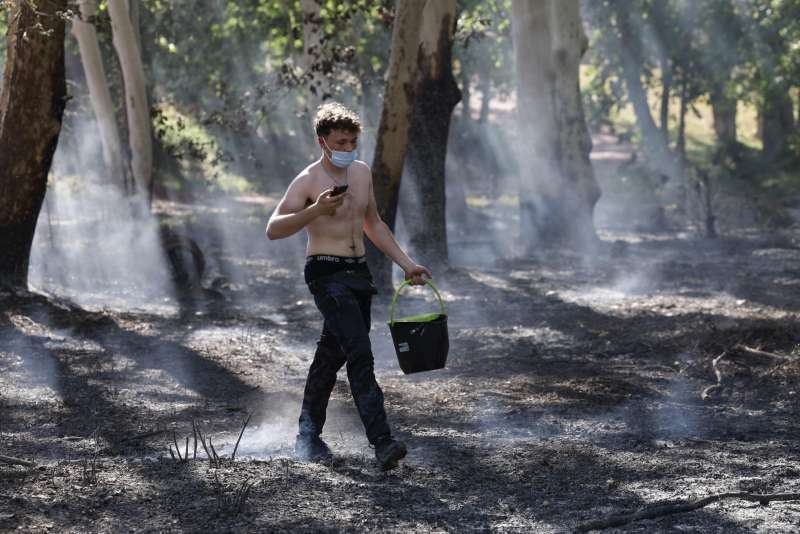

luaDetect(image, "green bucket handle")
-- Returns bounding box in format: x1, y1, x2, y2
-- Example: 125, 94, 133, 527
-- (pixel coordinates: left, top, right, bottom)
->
389, 279, 447, 325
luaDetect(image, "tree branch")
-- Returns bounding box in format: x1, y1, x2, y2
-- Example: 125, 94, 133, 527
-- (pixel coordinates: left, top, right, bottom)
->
575, 492, 800, 532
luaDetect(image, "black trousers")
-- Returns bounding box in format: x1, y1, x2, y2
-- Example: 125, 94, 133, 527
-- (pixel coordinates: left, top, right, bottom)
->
299, 256, 391, 445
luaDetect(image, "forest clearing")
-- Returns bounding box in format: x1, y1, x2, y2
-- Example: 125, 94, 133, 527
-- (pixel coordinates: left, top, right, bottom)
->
2, 0, 800, 532
2, 168, 799, 532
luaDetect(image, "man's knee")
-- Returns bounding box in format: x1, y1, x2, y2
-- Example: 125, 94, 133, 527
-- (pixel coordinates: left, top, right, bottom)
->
341, 335, 373, 363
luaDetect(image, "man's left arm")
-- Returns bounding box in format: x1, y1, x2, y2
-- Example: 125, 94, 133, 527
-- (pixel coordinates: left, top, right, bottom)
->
363, 175, 431, 285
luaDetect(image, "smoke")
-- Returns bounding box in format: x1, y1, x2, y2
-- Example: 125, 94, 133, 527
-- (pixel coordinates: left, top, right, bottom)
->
29, 108, 174, 310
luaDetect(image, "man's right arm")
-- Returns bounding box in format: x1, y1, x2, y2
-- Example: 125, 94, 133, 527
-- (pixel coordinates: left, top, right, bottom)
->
266, 176, 342, 240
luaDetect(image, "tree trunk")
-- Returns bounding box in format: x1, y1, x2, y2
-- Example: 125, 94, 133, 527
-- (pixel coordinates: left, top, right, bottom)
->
761, 86, 794, 161
367, 0, 426, 289
108, 0, 152, 199
614, 0, 682, 186
0, 0, 67, 288
461, 68, 472, 124
479, 65, 491, 124
709, 86, 737, 150
677, 76, 688, 164
659, 54, 671, 143
301, 0, 326, 103
511, 0, 600, 251
72, 0, 127, 186
402, 0, 461, 270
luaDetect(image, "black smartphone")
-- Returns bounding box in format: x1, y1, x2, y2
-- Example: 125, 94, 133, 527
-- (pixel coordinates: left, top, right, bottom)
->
331, 184, 349, 196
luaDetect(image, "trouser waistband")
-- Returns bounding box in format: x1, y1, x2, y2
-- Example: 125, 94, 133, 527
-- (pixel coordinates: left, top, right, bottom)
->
306, 255, 367, 264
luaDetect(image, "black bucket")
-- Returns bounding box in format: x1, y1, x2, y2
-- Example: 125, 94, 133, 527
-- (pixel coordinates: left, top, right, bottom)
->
388, 280, 449, 374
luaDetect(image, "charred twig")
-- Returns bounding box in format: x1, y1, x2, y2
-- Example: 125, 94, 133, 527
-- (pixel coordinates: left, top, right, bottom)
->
214, 473, 256, 516
0, 455, 36, 468
193, 426, 198, 460
209, 438, 220, 464
231, 412, 252, 462
575, 492, 800, 532
734, 344, 792, 362
172, 431, 184, 462
701, 351, 726, 401
193, 420, 216, 468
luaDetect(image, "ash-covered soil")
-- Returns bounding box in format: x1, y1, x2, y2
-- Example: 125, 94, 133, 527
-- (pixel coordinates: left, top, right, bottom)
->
2, 197, 800, 533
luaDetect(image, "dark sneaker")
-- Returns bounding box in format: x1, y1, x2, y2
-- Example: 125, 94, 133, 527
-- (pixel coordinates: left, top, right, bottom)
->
294, 434, 333, 461
374, 438, 407, 471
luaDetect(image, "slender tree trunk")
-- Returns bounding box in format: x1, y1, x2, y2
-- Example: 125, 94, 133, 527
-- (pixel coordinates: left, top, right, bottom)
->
402, 0, 461, 269
108, 0, 152, 199
479, 66, 491, 124
461, 68, 471, 124
511, 0, 600, 251
614, 0, 682, 186
0, 0, 68, 288
367, 0, 426, 289
677, 76, 688, 164
659, 54, 671, 143
72, 0, 127, 185
761, 86, 794, 161
709, 83, 737, 150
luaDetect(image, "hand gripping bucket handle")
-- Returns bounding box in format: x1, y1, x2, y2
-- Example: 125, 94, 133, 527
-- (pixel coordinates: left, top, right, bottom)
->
388, 279, 449, 374
389, 279, 447, 325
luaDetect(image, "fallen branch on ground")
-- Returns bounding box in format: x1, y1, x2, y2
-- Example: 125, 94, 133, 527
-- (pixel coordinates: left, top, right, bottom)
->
734, 344, 792, 362
0, 455, 36, 468
575, 492, 800, 532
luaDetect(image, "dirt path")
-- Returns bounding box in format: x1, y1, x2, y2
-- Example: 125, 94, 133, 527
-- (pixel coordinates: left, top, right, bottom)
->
2, 191, 800, 532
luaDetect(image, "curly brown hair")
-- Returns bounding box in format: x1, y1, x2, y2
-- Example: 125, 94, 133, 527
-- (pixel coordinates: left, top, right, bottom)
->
313, 102, 362, 137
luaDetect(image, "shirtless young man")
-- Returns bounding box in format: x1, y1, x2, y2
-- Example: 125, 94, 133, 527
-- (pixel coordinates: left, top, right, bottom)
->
266, 102, 431, 470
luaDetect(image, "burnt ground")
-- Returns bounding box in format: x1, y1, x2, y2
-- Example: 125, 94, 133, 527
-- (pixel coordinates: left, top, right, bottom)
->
2, 176, 800, 533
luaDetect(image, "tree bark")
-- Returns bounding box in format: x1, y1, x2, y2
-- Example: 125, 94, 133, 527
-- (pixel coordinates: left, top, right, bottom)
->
402, 0, 461, 270
108, 0, 152, 198
72, 0, 127, 186
367, 0, 426, 289
0, 0, 68, 288
301, 0, 326, 103
511, 0, 600, 251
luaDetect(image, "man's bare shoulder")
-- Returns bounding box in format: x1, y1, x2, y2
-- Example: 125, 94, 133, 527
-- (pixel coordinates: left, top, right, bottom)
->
288, 162, 321, 189
350, 160, 372, 180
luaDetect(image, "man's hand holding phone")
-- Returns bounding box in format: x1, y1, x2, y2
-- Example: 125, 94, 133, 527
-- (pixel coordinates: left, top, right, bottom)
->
313, 186, 347, 216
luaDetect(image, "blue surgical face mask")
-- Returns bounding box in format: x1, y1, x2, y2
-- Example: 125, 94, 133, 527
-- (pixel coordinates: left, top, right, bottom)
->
321, 137, 357, 168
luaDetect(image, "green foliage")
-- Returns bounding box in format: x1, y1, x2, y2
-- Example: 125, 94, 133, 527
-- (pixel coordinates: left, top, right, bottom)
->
454, 0, 514, 105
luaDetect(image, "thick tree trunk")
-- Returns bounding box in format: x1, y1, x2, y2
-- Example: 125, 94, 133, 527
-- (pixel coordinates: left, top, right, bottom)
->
614, 0, 682, 186
367, 0, 426, 289
659, 55, 671, 143
0, 0, 67, 288
301, 0, 326, 103
511, 0, 600, 251
402, 0, 461, 270
72, 0, 127, 186
108, 0, 152, 198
